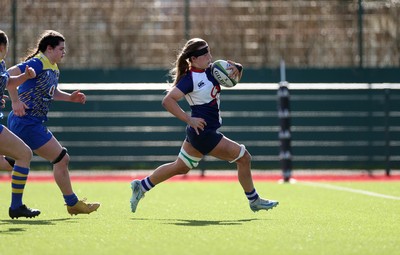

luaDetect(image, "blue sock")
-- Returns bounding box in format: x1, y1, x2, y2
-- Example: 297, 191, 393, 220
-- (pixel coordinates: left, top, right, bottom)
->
141, 177, 155, 192
10, 165, 30, 210
245, 188, 259, 202
63, 193, 79, 206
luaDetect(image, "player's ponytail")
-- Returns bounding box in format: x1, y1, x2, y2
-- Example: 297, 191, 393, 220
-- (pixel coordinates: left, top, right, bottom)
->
170, 53, 189, 86
169, 38, 208, 86
24, 49, 40, 61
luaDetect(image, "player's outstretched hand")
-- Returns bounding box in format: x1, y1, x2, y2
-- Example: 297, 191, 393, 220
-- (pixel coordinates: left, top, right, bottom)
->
70, 90, 86, 104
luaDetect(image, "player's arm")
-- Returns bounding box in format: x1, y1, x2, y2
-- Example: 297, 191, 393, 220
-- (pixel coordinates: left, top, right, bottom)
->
162, 87, 206, 135
53, 88, 86, 104
7, 65, 36, 89
6, 65, 35, 116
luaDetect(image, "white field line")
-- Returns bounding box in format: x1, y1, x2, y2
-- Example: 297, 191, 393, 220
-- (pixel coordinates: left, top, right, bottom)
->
299, 182, 400, 200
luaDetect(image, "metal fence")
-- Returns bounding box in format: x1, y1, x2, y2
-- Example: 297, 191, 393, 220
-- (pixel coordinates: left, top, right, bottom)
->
0, 0, 399, 69
12, 83, 398, 172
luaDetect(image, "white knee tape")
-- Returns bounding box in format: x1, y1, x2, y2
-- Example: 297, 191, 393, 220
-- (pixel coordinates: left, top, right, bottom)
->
178, 148, 201, 169
229, 144, 246, 163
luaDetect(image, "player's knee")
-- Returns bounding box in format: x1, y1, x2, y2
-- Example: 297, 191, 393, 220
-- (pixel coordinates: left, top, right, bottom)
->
21, 146, 33, 162
58, 152, 70, 165
52, 147, 69, 165
9, 145, 32, 166
175, 164, 191, 175
18, 152, 33, 167
62, 153, 70, 164
229, 144, 249, 164
240, 150, 252, 164
178, 148, 201, 170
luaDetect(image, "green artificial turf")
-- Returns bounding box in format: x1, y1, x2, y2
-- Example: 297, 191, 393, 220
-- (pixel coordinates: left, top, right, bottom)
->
0, 181, 399, 255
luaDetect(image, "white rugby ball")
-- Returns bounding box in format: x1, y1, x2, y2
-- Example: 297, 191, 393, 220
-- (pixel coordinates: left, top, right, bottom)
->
211, 60, 238, 87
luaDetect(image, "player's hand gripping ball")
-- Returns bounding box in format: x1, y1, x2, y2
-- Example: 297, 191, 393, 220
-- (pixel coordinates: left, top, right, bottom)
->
211, 60, 241, 88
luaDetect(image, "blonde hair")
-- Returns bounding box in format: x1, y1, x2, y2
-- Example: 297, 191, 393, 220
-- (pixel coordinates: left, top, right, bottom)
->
169, 38, 208, 86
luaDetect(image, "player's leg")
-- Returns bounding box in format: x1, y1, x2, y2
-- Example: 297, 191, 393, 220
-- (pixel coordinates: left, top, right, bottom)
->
150, 140, 203, 185
208, 136, 254, 191
34, 136, 100, 215
34, 136, 73, 194
209, 136, 279, 212
0, 127, 31, 168
0, 125, 40, 219
130, 140, 203, 213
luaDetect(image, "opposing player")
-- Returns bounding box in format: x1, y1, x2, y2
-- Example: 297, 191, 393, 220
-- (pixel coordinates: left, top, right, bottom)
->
0, 30, 40, 219
130, 38, 279, 213
7, 30, 100, 216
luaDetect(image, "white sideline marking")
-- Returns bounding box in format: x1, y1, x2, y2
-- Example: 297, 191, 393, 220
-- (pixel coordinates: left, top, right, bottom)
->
299, 182, 400, 200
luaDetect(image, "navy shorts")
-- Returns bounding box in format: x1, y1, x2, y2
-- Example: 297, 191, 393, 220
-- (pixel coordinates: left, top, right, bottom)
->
185, 126, 223, 155
8, 112, 53, 150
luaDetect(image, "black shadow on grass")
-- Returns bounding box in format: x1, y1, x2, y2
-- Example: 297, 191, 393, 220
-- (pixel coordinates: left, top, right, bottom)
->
0, 227, 26, 234
132, 218, 263, 226
0, 218, 77, 234
1, 218, 76, 225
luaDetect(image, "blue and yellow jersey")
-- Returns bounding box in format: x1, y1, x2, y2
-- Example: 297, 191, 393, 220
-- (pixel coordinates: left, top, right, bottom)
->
0, 59, 10, 117
16, 53, 59, 121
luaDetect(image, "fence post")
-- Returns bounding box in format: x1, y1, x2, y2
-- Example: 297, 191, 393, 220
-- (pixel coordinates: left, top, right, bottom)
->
184, 0, 190, 40
278, 59, 293, 183
358, 0, 364, 68
384, 89, 391, 176
11, 0, 18, 65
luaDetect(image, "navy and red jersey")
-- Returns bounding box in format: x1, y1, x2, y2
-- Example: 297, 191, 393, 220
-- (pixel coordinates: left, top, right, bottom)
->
176, 67, 222, 131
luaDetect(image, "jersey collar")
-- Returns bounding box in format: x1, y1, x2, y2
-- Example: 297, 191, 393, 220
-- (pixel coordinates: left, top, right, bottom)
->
190, 67, 206, 73
35, 52, 59, 71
